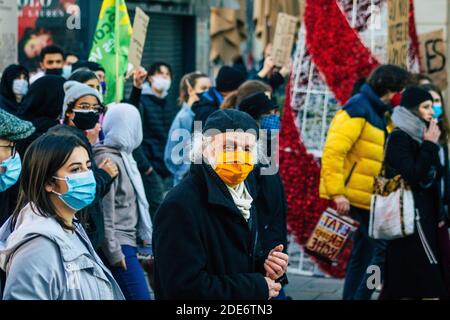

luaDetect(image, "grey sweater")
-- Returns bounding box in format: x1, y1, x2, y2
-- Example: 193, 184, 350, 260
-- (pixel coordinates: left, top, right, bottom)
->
94, 145, 139, 265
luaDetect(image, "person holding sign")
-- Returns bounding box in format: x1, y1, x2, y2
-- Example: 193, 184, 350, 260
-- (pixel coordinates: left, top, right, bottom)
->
253, 43, 292, 93
132, 62, 179, 220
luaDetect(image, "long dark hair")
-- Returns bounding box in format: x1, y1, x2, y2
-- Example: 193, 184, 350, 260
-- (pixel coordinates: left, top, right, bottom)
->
420, 83, 449, 144
13, 133, 90, 231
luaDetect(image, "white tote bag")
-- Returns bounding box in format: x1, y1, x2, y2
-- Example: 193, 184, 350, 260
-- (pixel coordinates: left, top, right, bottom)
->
369, 175, 415, 240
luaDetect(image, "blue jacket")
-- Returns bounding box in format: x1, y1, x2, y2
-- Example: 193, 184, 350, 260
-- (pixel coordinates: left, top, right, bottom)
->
191, 87, 224, 125
0, 203, 124, 300
164, 103, 195, 186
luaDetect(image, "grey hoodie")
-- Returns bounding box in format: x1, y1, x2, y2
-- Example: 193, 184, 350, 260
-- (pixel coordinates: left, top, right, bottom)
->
93, 103, 152, 266
0, 203, 124, 300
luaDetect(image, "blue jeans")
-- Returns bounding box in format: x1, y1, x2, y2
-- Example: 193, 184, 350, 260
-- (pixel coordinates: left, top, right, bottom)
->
342, 207, 387, 300
109, 245, 151, 300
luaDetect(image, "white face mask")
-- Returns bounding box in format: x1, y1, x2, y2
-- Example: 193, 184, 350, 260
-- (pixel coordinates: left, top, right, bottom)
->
12, 79, 29, 97
152, 76, 171, 92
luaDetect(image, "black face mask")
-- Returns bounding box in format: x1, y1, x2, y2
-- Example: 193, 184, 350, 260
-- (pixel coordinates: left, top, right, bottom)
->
72, 111, 100, 130
45, 68, 63, 76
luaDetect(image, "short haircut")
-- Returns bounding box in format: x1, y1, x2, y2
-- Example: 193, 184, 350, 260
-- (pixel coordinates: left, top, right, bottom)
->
147, 62, 173, 78
367, 64, 412, 97
40, 45, 64, 62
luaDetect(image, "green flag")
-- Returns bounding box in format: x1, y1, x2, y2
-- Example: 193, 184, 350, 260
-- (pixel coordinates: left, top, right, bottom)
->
89, 0, 132, 104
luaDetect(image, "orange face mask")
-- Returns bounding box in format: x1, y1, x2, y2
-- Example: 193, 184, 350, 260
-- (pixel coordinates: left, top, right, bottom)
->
213, 151, 254, 187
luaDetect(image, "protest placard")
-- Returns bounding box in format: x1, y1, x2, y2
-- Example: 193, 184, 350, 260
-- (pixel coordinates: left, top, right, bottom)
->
128, 7, 150, 70
387, 0, 409, 68
419, 29, 447, 91
272, 12, 298, 67
305, 208, 359, 263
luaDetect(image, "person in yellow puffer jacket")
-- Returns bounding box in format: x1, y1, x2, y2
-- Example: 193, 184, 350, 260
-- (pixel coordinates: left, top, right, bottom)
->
320, 64, 411, 300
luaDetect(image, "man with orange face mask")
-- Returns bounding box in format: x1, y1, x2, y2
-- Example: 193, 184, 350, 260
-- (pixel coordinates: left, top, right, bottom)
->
152, 109, 289, 300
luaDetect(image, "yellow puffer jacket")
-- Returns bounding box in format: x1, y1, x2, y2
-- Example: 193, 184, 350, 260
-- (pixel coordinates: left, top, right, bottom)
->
319, 84, 391, 210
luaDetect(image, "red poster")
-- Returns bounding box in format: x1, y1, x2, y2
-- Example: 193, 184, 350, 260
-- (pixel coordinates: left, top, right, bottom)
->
18, 0, 82, 72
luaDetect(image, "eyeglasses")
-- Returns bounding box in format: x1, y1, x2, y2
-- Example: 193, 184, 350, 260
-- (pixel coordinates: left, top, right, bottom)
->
74, 103, 105, 113
0, 142, 17, 158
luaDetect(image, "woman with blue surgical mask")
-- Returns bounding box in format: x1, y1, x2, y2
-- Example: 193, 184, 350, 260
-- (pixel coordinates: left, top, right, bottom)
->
0, 64, 29, 115
0, 133, 124, 300
420, 84, 449, 144
0, 108, 35, 226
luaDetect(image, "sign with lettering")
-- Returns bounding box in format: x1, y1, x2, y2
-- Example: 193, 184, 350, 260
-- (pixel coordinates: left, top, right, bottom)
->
272, 12, 298, 67
128, 7, 149, 70
387, 0, 409, 68
305, 208, 359, 263
419, 29, 447, 91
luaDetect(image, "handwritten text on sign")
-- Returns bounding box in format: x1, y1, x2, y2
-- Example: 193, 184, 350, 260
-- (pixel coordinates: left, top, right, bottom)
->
387, 0, 409, 68
419, 29, 447, 91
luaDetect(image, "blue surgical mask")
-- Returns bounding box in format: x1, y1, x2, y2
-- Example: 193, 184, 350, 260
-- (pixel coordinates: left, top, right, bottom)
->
260, 114, 281, 132
0, 153, 22, 192
62, 65, 72, 79
12, 79, 28, 97
433, 104, 443, 119
52, 170, 97, 211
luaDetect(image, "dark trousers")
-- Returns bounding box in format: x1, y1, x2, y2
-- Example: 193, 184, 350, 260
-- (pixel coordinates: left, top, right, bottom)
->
343, 207, 387, 300
141, 170, 171, 221
109, 245, 151, 300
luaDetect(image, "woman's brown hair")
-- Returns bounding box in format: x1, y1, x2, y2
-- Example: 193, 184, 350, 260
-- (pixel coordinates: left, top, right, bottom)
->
13, 132, 90, 231
220, 80, 272, 110
178, 71, 209, 106
419, 83, 449, 144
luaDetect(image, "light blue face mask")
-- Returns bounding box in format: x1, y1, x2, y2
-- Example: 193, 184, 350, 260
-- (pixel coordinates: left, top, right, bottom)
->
52, 170, 97, 211
62, 65, 72, 79
260, 114, 281, 132
0, 153, 22, 192
432, 104, 443, 119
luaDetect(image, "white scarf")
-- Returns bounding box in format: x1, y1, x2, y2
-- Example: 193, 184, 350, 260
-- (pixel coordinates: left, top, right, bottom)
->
226, 183, 253, 221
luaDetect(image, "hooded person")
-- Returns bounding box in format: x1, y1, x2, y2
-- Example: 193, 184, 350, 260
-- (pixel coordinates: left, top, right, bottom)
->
0, 109, 35, 225
153, 109, 289, 300
0, 65, 29, 115
93, 103, 153, 300
381, 86, 450, 299
16, 75, 66, 156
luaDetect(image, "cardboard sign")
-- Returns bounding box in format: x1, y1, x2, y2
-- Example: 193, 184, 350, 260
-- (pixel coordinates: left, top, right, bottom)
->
272, 12, 298, 67
305, 208, 359, 263
387, 0, 409, 68
128, 7, 150, 70
419, 29, 447, 91
0, 0, 18, 74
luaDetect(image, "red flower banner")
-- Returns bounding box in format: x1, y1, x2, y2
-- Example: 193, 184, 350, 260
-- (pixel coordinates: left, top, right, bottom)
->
304, 0, 380, 105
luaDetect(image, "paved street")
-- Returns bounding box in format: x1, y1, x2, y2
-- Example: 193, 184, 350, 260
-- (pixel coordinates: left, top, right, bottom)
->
285, 274, 380, 300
